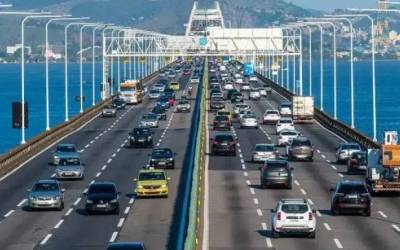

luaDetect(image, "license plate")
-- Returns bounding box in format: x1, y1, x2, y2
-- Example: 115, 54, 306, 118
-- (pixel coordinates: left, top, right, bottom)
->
97, 204, 106, 208
348, 195, 358, 199
158, 162, 166, 165
138, 139, 145, 142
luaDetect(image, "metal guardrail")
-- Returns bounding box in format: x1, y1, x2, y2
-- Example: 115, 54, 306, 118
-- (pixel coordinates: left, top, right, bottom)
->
0, 68, 163, 178
255, 72, 380, 149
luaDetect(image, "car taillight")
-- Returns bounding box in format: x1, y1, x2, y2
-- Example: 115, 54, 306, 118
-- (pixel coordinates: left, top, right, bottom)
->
337, 193, 345, 202
277, 212, 281, 220
229, 141, 236, 146
308, 212, 313, 220
213, 141, 219, 145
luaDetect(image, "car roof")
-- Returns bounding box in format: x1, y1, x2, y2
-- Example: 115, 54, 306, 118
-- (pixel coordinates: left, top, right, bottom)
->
340, 142, 360, 146
35, 179, 58, 184
292, 136, 310, 142
280, 198, 307, 204
90, 181, 116, 186
338, 180, 365, 186
139, 169, 165, 174
57, 143, 75, 147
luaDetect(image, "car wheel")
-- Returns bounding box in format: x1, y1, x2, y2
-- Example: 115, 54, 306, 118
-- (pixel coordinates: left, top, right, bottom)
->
309, 158, 314, 162
272, 228, 280, 238
58, 202, 64, 211
331, 207, 339, 216
308, 230, 316, 238
364, 209, 371, 217
287, 182, 292, 190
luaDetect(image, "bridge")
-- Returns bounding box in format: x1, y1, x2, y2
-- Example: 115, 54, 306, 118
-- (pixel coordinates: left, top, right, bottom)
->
0, 1, 399, 250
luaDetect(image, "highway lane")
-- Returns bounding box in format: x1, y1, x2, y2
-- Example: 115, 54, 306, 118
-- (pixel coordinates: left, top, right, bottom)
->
36, 72, 197, 249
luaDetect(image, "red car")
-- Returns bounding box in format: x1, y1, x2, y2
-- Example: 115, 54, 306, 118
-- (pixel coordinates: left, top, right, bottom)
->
183, 70, 192, 76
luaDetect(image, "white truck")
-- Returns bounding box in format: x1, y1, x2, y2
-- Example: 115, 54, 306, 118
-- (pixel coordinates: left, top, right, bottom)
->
292, 96, 314, 123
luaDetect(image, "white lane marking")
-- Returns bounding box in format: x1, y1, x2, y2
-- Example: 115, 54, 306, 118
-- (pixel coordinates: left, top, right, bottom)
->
317, 149, 321, 154
240, 159, 244, 164
82, 188, 88, 194
261, 222, 267, 230
239, 153, 243, 158
54, 219, 64, 229
95, 136, 99, 140
73, 197, 81, 206
330, 165, 337, 170
338, 173, 344, 178
266, 238, 273, 248
107, 158, 112, 164
124, 139, 128, 143
117, 218, 125, 228
300, 188, 307, 195
129, 198, 135, 204
40, 234, 53, 245
238, 148, 242, 153
112, 153, 117, 158
246, 180, 251, 186
117, 148, 121, 152
333, 238, 343, 249
4, 210, 14, 217
101, 165, 107, 171
95, 172, 102, 178
323, 222, 332, 231
85, 144, 90, 148
109, 232, 118, 242
156, 143, 160, 147
90, 140, 94, 144
253, 198, 259, 205
120, 143, 125, 147
326, 159, 330, 163
17, 199, 27, 207
243, 172, 248, 177
316, 211, 322, 217
90, 180, 95, 185
250, 188, 255, 195
256, 208, 263, 216
321, 154, 326, 159
51, 173, 56, 178
237, 143, 241, 147
241, 164, 246, 170
78, 149, 84, 153
294, 180, 300, 186
378, 211, 387, 218
392, 224, 400, 233
65, 208, 73, 216
307, 198, 314, 205
124, 207, 130, 214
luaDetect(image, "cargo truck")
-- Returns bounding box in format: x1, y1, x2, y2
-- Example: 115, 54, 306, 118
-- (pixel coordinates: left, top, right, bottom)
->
292, 96, 314, 123
366, 131, 400, 194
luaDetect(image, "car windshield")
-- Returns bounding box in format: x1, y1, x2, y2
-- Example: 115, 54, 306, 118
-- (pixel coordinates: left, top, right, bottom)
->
33, 183, 59, 192
292, 139, 311, 147
89, 184, 116, 194
338, 184, 367, 194
215, 135, 234, 141
105, 105, 115, 109
281, 104, 291, 108
133, 128, 151, 135
243, 114, 256, 119
59, 158, 80, 166
342, 144, 361, 150
255, 145, 274, 151
152, 149, 172, 157
179, 101, 189, 105
143, 114, 157, 120
150, 90, 160, 94
215, 116, 228, 121
280, 120, 292, 124
139, 172, 166, 181
281, 131, 298, 136
281, 204, 308, 214
56, 145, 75, 152
267, 161, 287, 168
266, 111, 279, 115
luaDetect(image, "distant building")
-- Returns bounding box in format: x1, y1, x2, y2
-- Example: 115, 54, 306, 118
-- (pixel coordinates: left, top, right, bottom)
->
336, 51, 350, 58
6, 44, 31, 55
45, 49, 62, 60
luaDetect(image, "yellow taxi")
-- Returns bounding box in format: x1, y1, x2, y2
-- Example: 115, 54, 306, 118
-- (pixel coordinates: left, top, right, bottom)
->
216, 110, 233, 123
169, 82, 180, 91
134, 169, 170, 198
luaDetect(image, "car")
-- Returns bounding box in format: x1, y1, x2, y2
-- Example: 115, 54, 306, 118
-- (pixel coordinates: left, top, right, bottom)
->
175, 100, 191, 113
230, 92, 244, 103
224, 82, 234, 90
149, 89, 162, 99
112, 98, 126, 110
183, 69, 192, 76
52, 143, 79, 165
287, 136, 314, 161
260, 159, 292, 188
156, 96, 170, 109
210, 92, 224, 99
235, 77, 244, 84
190, 75, 200, 84
276, 118, 295, 133
134, 169, 170, 198
152, 105, 167, 120
252, 144, 279, 163
213, 115, 231, 130
258, 87, 267, 97
159, 71, 166, 77
107, 242, 146, 250
85, 181, 120, 214
226, 89, 239, 100
129, 127, 153, 148
263, 110, 281, 124
55, 157, 84, 180
249, 75, 258, 82
279, 102, 292, 116
209, 97, 225, 111
264, 85, 272, 95
240, 83, 250, 91
233, 103, 251, 118
102, 104, 117, 117
238, 110, 253, 120
139, 113, 159, 128
211, 133, 237, 156
164, 93, 176, 107
249, 88, 261, 100
271, 198, 316, 238
277, 129, 301, 146
330, 180, 371, 216
28, 179, 65, 211
335, 143, 362, 164
216, 110, 233, 123
149, 148, 176, 169
169, 82, 180, 91
168, 71, 176, 78
346, 151, 368, 174
240, 114, 259, 129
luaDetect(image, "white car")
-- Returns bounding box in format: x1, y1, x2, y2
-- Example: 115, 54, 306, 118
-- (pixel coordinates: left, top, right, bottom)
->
149, 89, 162, 99
280, 103, 292, 116
224, 83, 234, 90
271, 198, 316, 238
190, 76, 200, 84
263, 110, 281, 124
259, 88, 267, 97
277, 129, 301, 146
252, 144, 278, 163
249, 89, 261, 100
240, 83, 250, 91
233, 103, 251, 116
276, 118, 295, 133
249, 75, 258, 82
235, 78, 244, 84
239, 110, 253, 120
153, 84, 165, 92
240, 114, 259, 129
234, 73, 241, 78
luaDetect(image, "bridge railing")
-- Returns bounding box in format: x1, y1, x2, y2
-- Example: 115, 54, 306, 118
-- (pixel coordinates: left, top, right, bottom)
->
255, 72, 380, 149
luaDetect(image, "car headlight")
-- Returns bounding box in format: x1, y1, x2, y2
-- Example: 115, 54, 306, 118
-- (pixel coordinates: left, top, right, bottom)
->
110, 199, 118, 203
168, 158, 174, 161
137, 185, 144, 189
53, 196, 60, 200
148, 136, 152, 140
54, 156, 59, 159
29, 196, 37, 201
161, 184, 167, 188
86, 199, 93, 204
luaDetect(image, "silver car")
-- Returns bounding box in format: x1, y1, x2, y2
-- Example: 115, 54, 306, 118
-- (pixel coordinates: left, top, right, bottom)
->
336, 143, 362, 164
252, 144, 279, 163
175, 100, 191, 113
55, 157, 85, 180
52, 143, 79, 165
102, 104, 117, 117
287, 136, 314, 161
28, 179, 65, 211
139, 114, 159, 128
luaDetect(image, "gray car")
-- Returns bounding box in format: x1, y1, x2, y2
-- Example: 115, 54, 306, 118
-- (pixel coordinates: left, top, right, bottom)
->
287, 136, 314, 161
336, 143, 362, 164
175, 100, 191, 113
28, 179, 65, 211
139, 114, 159, 128
252, 144, 279, 163
55, 157, 85, 180
260, 159, 292, 189
52, 144, 79, 165
102, 104, 117, 117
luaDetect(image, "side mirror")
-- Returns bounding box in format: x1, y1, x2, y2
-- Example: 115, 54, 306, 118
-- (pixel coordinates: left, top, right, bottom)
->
270, 209, 275, 213
329, 188, 335, 192
167, 177, 171, 181
290, 167, 294, 171
312, 209, 317, 213
133, 178, 138, 182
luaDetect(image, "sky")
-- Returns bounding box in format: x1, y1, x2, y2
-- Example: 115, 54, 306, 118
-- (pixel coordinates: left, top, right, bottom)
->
286, 0, 377, 12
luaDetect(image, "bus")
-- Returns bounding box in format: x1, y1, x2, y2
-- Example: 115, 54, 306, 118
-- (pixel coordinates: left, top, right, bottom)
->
243, 63, 254, 77
119, 80, 144, 104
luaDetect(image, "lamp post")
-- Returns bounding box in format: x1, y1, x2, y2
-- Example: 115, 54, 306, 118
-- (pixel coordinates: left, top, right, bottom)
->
92, 24, 107, 106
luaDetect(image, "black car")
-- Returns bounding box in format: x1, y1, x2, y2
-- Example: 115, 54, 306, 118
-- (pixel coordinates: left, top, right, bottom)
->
152, 105, 167, 120
210, 97, 225, 110
129, 128, 153, 148
164, 88, 175, 95
227, 89, 239, 100
149, 148, 176, 169
113, 98, 126, 110
107, 242, 146, 250
230, 92, 244, 103
211, 134, 237, 156
157, 96, 170, 109
85, 182, 120, 214
330, 180, 371, 216
260, 160, 292, 189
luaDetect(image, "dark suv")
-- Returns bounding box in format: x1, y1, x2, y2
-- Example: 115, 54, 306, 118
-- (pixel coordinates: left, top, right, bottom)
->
260, 160, 292, 189
211, 134, 237, 156
347, 151, 367, 174
149, 148, 176, 169
152, 105, 167, 120
85, 182, 120, 214
129, 128, 154, 148
330, 180, 371, 216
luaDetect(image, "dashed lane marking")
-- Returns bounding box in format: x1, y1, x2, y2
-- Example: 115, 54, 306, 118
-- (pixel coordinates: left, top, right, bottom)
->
124, 207, 130, 214
378, 211, 387, 218
129, 198, 135, 204
112, 153, 117, 158
253, 198, 259, 205
392, 224, 400, 233
54, 219, 64, 229
300, 188, 307, 195
330, 165, 337, 170
334, 238, 343, 249
321, 154, 326, 159
256, 208, 263, 217
101, 165, 107, 171
107, 159, 112, 164
338, 173, 344, 178
243, 172, 248, 177
4, 210, 14, 217
323, 223, 332, 231
307, 198, 314, 205
316, 211, 322, 217
95, 172, 102, 178
109, 232, 118, 242
17, 199, 27, 207
65, 208, 73, 216
246, 180, 251, 186
117, 218, 125, 228
250, 188, 255, 195
40, 234, 52, 245
294, 180, 300, 186
73, 197, 81, 206
261, 222, 267, 230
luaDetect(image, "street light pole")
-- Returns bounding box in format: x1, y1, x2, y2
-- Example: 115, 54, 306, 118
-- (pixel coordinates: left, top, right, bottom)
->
92, 25, 106, 106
